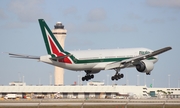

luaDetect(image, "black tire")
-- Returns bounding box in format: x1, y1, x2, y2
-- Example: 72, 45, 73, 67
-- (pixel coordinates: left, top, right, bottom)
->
91, 75, 94, 78
85, 76, 89, 81
87, 75, 91, 80
111, 76, 115, 81
120, 74, 124, 78
82, 77, 85, 81
115, 77, 118, 80
118, 74, 121, 79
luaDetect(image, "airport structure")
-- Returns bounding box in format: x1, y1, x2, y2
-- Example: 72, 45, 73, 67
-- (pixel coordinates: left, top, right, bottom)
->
52, 22, 67, 85
0, 81, 180, 99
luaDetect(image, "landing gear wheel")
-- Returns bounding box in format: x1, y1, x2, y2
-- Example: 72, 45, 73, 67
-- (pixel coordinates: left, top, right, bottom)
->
120, 74, 124, 78
91, 75, 94, 78
88, 75, 91, 79
111, 68, 125, 81
115, 76, 118, 80
117, 74, 121, 79
111, 76, 115, 81
82, 77, 85, 81
82, 72, 95, 81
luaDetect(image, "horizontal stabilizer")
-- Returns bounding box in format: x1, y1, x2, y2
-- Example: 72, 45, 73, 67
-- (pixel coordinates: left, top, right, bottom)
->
7, 53, 40, 59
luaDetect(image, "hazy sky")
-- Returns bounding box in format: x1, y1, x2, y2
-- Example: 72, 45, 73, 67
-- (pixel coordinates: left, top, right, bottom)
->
0, 0, 179, 88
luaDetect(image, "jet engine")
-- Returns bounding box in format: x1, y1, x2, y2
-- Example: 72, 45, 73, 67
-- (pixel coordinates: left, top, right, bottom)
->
135, 60, 154, 73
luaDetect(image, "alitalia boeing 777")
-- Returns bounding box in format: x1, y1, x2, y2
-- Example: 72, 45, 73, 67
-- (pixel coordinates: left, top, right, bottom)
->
8, 19, 172, 81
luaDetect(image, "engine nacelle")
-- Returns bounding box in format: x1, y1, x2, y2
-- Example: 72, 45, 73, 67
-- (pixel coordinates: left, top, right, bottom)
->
136, 60, 154, 73
84, 70, 100, 74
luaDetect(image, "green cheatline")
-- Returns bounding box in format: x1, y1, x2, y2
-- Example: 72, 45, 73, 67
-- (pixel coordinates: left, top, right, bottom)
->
150, 84, 152, 88
67, 51, 157, 64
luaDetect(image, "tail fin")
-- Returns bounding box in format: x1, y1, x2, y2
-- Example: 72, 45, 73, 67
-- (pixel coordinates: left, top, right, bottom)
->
38, 19, 65, 57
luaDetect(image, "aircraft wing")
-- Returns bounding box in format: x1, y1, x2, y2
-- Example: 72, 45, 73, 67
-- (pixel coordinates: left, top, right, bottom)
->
8, 53, 40, 59
105, 46, 172, 70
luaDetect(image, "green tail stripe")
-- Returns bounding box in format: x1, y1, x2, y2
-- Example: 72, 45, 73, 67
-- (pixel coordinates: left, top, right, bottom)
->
38, 19, 65, 54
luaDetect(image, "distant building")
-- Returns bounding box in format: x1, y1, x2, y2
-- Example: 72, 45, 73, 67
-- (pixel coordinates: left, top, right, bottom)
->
0, 83, 180, 99
87, 81, 105, 86
52, 22, 67, 85
9, 81, 26, 86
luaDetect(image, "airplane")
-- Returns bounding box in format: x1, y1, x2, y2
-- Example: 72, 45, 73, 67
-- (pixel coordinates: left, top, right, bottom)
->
8, 19, 172, 81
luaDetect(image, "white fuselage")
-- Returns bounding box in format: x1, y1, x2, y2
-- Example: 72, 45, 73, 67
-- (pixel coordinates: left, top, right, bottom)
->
40, 48, 158, 71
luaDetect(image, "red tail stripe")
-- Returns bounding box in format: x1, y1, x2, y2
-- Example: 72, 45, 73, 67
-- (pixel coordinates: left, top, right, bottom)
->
48, 36, 64, 56
48, 36, 72, 64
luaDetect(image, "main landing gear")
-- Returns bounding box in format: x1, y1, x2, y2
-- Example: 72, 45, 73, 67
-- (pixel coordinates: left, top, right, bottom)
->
82, 73, 94, 81
111, 68, 124, 81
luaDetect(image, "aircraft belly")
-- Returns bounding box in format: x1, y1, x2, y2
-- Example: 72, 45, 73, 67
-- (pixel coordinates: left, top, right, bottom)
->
40, 56, 98, 71
40, 55, 53, 64
92, 62, 111, 70
54, 62, 97, 71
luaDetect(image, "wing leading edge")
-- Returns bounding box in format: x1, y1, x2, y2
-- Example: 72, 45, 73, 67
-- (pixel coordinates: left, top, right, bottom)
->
105, 46, 172, 70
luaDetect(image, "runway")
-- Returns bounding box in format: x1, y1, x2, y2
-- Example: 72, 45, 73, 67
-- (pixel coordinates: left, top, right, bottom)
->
0, 102, 180, 106
0, 99, 180, 107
